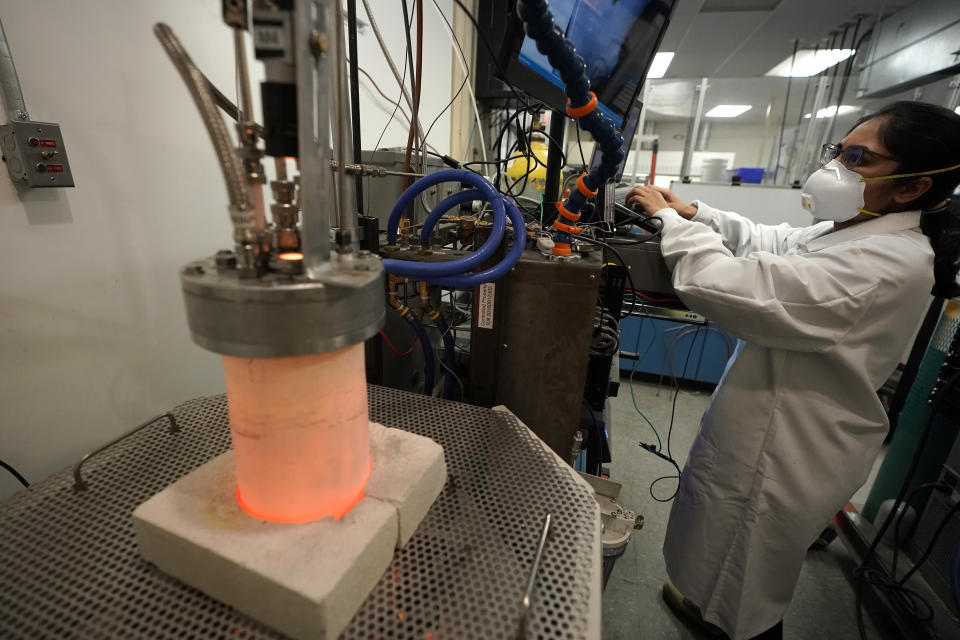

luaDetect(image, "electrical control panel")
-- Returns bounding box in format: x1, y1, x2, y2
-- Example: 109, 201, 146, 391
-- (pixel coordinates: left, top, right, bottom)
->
0, 120, 74, 188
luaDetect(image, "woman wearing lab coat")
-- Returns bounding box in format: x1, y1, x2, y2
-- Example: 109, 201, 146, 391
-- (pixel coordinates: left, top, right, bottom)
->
627, 101, 960, 640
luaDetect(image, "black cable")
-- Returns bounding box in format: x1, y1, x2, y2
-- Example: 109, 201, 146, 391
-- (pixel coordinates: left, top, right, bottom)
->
450, 0, 527, 104
898, 500, 960, 586
1, 459, 29, 488
419, 73, 468, 158
855, 369, 960, 639
614, 203, 665, 239
575, 121, 587, 169
648, 325, 702, 502
367, 34, 411, 215
504, 111, 537, 198
576, 235, 638, 320
346, 0, 364, 215
400, 0, 417, 102
493, 104, 537, 190
853, 488, 959, 627
891, 482, 951, 579
420, 1, 469, 157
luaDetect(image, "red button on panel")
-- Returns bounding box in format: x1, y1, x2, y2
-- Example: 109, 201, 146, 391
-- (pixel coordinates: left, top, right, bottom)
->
28, 137, 39, 146
46, 164, 64, 173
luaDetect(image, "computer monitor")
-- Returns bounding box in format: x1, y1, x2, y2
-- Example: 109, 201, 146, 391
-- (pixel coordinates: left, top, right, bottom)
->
499, 0, 676, 126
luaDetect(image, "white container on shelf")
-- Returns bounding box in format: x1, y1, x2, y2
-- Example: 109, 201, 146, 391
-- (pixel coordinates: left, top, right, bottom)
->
701, 158, 729, 183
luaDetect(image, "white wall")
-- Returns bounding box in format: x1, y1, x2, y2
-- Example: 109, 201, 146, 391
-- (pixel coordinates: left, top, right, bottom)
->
354, 1, 454, 153
0, 1, 456, 500
649, 120, 772, 172
671, 182, 811, 228
703, 122, 769, 169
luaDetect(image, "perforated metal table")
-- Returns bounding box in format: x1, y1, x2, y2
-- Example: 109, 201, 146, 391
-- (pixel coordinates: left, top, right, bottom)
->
0, 387, 600, 639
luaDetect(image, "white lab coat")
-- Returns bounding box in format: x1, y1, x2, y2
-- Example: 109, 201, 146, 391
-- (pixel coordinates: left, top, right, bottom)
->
654, 202, 934, 639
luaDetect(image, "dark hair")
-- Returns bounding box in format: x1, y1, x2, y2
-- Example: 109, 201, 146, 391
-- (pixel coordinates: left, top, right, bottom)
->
856, 101, 960, 298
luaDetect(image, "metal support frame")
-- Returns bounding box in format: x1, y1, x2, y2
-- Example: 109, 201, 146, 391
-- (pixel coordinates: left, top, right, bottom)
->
543, 109, 567, 219
679, 77, 708, 179
332, 0, 358, 252
631, 84, 650, 187
297, 0, 332, 277
794, 75, 830, 182
172, 0, 384, 359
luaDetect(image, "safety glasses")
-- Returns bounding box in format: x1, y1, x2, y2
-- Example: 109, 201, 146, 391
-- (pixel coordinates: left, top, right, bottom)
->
820, 143, 897, 168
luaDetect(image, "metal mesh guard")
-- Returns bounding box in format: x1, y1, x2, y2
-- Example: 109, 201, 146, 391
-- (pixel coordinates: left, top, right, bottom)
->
0, 387, 597, 639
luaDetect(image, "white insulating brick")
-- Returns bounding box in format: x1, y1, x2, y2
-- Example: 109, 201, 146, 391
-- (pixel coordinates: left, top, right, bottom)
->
133, 451, 397, 640
132, 423, 447, 640
365, 421, 447, 547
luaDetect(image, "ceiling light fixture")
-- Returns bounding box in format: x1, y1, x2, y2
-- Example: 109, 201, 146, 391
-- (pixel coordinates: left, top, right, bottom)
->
646, 52, 675, 79
705, 105, 752, 118
766, 49, 855, 77
803, 105, 860, 119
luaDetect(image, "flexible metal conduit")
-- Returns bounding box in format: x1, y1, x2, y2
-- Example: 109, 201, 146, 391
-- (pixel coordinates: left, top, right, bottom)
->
0, 18, 28, 121
154, 23, 253, 222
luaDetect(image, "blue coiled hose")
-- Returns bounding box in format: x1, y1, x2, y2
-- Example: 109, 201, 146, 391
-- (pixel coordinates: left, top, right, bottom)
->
516, 0, 626, 246
402, 310, 434, 396
419, 189, 486, 246
382, 169, 525, 286
413, 199, 526, 287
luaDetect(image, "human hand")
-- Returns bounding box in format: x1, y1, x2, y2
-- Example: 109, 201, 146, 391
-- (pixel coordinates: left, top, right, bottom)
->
627, 185, 697, 219
625, 185, 669, 216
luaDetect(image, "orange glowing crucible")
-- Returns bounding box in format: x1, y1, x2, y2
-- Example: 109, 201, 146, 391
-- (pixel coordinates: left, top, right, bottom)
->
222, 343, 371, 523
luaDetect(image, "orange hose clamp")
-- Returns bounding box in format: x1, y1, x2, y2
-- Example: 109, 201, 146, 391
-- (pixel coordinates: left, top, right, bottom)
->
552, 219, 581, 235
553, 241, 572, 256
556, 201, 581, 223
566, 92, 598, 118
577, 173, 597, 198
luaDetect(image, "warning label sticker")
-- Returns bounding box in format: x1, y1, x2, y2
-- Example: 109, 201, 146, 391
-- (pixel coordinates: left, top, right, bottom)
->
477, 283, 495, 329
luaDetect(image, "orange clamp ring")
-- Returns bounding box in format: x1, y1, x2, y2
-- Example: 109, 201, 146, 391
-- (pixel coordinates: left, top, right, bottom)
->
553, 242, 572, 256
555, 201, 581, 223
577, 173, 597, 198
553, 219, 581, 235
566, 92, 598, 118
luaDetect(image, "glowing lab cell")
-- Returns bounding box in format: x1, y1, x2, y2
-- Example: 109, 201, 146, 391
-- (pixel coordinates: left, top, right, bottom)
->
222, 344, 371, 523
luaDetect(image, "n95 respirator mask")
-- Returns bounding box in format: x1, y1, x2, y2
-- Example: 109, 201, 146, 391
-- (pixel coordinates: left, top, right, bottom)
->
799, 160, 875, 223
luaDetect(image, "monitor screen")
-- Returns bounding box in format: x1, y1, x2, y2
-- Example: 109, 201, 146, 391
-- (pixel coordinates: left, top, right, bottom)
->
501, 0, 675, 125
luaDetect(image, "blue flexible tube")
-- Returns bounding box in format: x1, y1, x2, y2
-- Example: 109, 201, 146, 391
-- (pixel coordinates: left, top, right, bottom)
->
436, 316, 456, 400
386, 169, 505, 243
404, 312, 435, 396
384, 172, 513, 280
383, 190, 507, 279
419, 189, 490, 246
516, 0, 625, 246
411, 199, 526, 287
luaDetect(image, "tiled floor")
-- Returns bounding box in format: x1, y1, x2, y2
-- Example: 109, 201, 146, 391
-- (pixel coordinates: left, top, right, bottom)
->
600, 378, 892, 640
